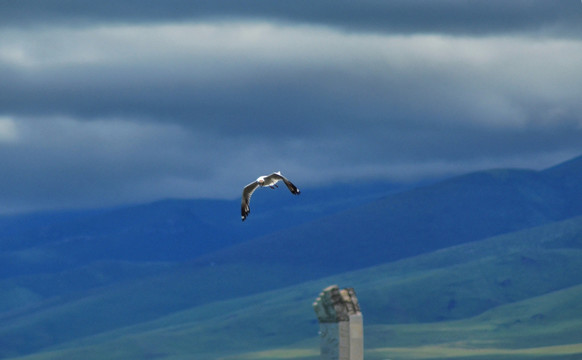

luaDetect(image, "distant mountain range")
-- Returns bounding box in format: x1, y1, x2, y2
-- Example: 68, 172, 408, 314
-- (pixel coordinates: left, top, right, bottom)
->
0, 181, 402, 277
193, 155, 582, 274
1, 155, 582, 359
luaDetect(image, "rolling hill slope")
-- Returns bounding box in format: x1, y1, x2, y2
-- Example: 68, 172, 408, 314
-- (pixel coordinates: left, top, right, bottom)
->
3, 214, 582, 359
2, 155, 582, 359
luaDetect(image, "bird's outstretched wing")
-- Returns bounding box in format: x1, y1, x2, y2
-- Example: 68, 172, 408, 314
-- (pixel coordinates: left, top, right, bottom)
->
266, 171, 301, 195
241, 181, 260, 221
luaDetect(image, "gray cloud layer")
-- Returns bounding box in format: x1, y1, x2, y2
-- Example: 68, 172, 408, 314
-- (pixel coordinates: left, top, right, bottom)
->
1, 2, 582, 212
2, 0, 582, 37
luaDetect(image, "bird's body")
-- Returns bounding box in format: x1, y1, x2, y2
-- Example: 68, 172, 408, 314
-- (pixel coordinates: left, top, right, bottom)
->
241, 171, 300, 221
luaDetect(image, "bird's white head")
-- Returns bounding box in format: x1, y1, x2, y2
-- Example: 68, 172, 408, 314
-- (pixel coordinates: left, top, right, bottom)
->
257, 177, 265, 185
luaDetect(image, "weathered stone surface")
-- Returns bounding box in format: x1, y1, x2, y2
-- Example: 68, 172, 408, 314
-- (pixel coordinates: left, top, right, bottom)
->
313, 285, 363, 360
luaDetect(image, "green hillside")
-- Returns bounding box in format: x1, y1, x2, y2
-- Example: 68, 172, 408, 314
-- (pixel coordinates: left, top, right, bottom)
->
365, 284, 582, 360
3, 215, 582, 359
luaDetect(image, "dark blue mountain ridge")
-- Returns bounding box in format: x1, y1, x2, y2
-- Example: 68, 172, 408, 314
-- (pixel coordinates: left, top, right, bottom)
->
192, 155, 582, 275
3, 154, 582, 279
0, 181, 404, 277
0, 209, 104, 250
543, 153, 582, 210
0, 154, 580, 280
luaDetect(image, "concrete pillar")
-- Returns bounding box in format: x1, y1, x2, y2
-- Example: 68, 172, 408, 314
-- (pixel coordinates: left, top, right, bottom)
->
313, 285, 363, 360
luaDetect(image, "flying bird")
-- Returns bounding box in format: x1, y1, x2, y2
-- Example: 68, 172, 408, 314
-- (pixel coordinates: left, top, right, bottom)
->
241, 171, 300, 221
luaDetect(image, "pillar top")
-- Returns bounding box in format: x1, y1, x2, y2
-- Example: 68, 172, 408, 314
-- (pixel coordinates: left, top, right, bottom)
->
313, 285, 361, 323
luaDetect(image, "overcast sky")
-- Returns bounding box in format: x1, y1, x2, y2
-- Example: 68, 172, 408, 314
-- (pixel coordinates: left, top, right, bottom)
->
1, 0, 582, 213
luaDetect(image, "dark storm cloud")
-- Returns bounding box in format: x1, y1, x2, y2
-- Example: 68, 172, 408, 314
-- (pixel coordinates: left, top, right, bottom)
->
1, 0, 582, 37
0, 61, 333, 138
1, 2, 582, 212
2, 24, 581, 133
